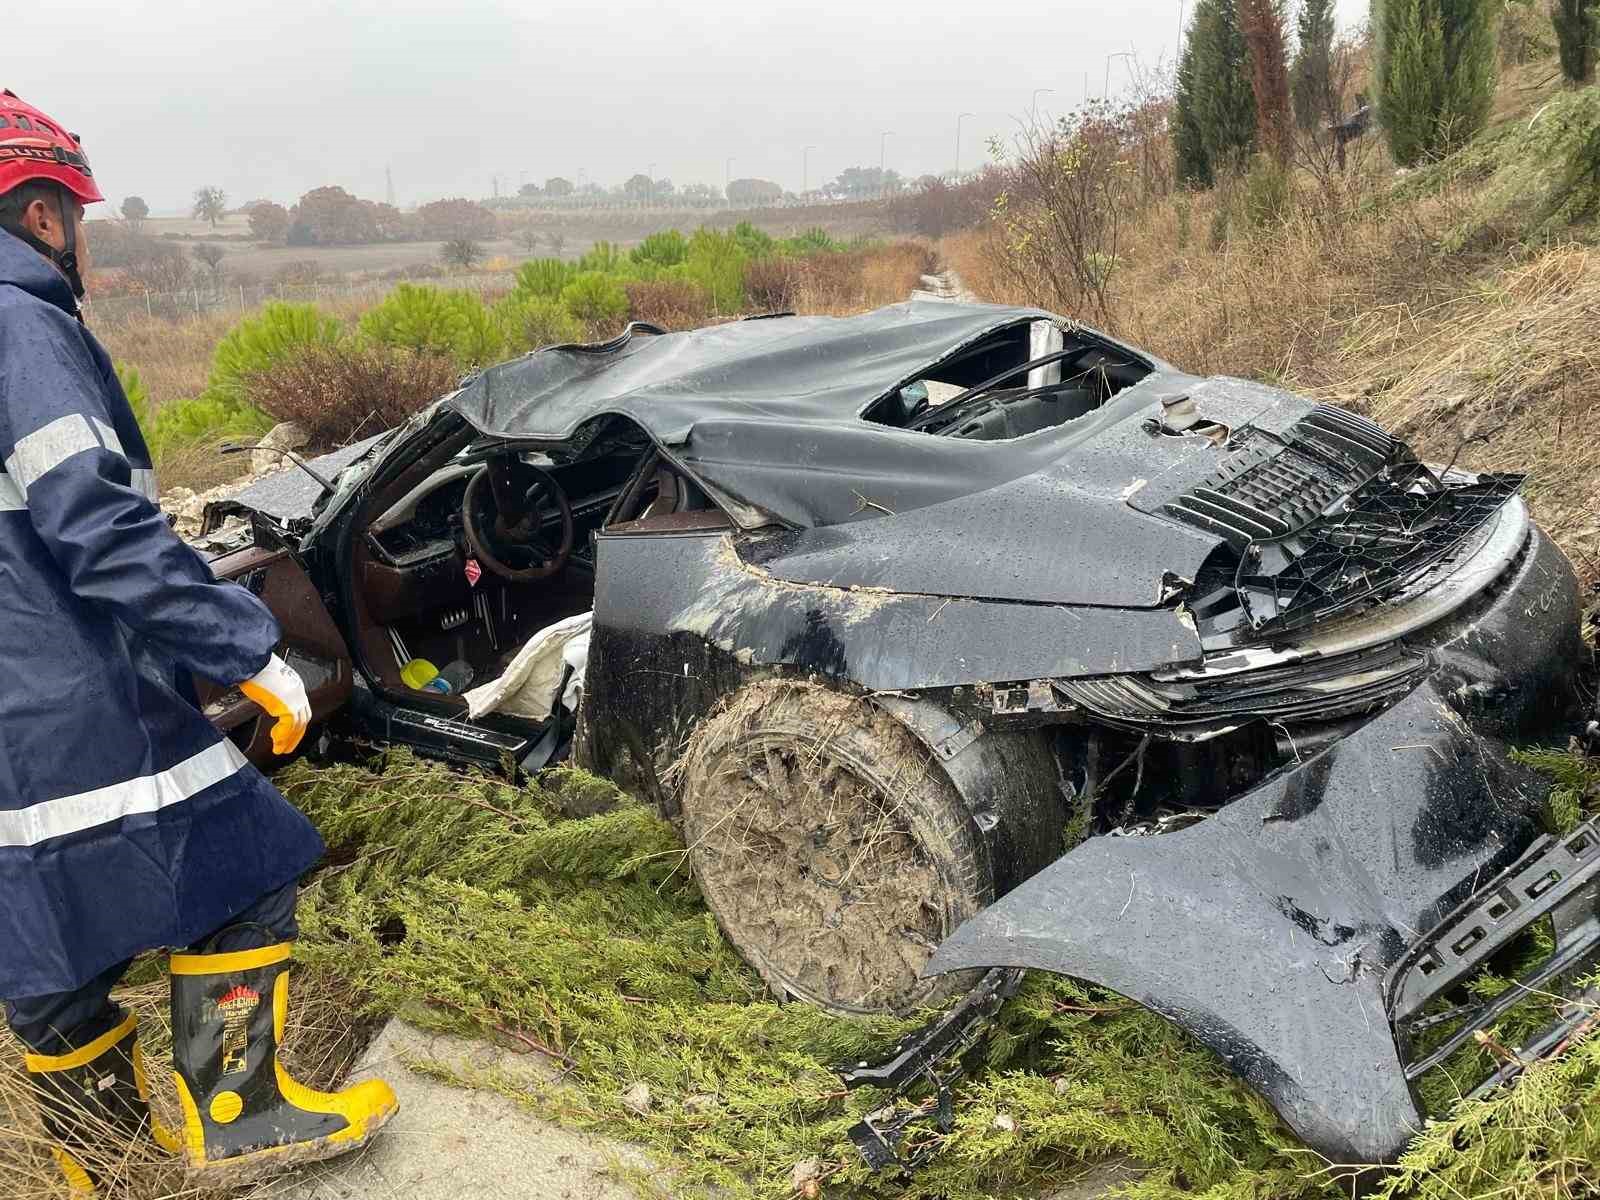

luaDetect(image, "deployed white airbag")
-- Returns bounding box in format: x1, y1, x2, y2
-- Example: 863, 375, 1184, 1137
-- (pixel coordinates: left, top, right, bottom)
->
463, 611, 592, 721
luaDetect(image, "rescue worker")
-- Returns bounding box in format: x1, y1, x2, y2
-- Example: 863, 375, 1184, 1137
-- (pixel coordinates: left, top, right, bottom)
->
0, 90, 397, 1193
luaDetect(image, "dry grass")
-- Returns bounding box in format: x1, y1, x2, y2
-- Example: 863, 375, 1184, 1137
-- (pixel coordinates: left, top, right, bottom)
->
0, 959, 369, 1200
1321, 245, 1600, 584
792, 242, 937, 316
95, 312, 236, 408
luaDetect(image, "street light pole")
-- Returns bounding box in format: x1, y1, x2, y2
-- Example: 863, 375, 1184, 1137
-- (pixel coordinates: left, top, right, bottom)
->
1031, 87, 1054, 125
1104, 51, 1134, 99
955, 112, 974, 178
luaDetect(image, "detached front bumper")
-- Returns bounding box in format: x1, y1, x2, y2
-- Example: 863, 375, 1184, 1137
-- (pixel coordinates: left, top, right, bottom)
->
925, 524, 1594, 1164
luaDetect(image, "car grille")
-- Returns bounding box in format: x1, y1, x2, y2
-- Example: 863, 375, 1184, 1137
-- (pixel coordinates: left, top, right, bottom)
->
1056, 642, 1428, 731
1234, 466, 1523, 634
1152, 405, 1523, 636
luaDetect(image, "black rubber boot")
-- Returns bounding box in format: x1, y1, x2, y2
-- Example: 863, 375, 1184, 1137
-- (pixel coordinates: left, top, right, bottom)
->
169, 942, 397, 1184
24, 1013, 179, 1196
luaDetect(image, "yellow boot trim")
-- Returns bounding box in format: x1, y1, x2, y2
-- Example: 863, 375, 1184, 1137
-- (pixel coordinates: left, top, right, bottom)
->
52, 1148, 96, 1196
270, 973, 399, 1146
171, 1073, 209, 1167
23, 1013, 137, 1074
169, 942, 292, 975
130, 1036, 182, 1155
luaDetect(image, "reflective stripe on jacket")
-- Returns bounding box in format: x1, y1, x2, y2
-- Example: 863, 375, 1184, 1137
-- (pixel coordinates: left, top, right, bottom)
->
0, 229, 324, 998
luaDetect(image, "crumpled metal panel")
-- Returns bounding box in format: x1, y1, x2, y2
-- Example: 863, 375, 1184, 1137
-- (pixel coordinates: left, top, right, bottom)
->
594, 532, 1205, 691
740, 378, 1305, 607
445, 303, 1310, 549
928, 678, 1544, 1162
924, 525, 1591, 1164
211, 435, 387, 526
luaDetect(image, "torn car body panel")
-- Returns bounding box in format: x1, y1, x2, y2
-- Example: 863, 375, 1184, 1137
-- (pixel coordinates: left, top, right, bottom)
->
926, 522, 1592, 1164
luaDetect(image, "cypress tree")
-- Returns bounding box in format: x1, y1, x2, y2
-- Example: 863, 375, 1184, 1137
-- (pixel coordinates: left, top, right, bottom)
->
1293, 0, 1339, 131
1174, 0, 1258, 186
1553, 0, 1597, 82
1239, 0, 1294, 163
1373, 0, 1497, 166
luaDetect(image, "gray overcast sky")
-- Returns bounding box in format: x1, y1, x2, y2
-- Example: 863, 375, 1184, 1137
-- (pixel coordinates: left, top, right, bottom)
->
6, 0, 1369, 213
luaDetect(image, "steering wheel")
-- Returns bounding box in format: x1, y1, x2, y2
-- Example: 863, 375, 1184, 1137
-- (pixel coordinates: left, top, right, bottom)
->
461, 457, 575, 582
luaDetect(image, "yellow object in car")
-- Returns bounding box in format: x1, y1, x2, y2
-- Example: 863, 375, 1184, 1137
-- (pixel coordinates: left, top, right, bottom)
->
400, 659, 440, 691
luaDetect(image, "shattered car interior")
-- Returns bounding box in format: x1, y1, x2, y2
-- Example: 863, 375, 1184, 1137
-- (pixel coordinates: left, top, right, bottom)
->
192, 300, 1596, 1171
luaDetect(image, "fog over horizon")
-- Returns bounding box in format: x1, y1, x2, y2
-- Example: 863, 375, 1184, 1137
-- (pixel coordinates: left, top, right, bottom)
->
7, 0, 1369, 215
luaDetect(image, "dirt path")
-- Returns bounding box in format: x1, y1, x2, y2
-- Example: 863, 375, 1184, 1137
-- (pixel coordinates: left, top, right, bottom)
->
910, 270, 977, 302
269, 1021, 664, 1200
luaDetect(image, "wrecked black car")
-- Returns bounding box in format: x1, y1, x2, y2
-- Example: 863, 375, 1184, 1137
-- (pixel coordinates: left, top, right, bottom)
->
192, 300, 1594, 1167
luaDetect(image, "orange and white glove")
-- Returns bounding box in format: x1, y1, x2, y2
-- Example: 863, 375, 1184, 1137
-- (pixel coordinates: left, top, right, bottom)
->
239, 654, 312, 755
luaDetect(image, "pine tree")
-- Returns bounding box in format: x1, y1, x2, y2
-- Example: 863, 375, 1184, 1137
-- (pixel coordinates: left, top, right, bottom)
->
1553, 0, 1597, 82
1293, 0, 1339, 131
1374, 0, 1497, 166
1174, 0, 1259, 186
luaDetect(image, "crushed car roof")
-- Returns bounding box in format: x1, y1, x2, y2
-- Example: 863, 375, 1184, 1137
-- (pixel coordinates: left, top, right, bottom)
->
444, 300, 1152, 529
449, 300, 1053, 439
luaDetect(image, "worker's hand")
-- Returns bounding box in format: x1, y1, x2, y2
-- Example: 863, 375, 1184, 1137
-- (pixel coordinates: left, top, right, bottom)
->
239, 654, 312, 755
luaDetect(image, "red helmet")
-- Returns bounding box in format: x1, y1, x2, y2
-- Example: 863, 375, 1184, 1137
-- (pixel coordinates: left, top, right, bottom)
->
0, 89, 103, 204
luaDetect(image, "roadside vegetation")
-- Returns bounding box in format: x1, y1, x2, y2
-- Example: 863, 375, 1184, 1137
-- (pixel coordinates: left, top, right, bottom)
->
106, 228, 933, 491
6, 744, 1597, 1200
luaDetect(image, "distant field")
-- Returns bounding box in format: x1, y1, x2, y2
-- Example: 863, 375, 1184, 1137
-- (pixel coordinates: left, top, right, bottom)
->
124, 200, 897, 281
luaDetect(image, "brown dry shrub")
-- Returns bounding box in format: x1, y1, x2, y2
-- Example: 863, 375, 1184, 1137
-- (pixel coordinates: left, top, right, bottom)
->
624, 280, 714, 330
247, 340, 459, 447
861, 241, 938, 305
790, 251, 870, 313
743, 257, 802, 311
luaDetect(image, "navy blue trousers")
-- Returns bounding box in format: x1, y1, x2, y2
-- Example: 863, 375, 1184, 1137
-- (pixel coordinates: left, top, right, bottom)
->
4, 882, 299, 1056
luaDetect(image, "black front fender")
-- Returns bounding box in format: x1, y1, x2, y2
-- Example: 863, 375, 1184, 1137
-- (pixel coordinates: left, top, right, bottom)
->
925, 679, 1551, 1164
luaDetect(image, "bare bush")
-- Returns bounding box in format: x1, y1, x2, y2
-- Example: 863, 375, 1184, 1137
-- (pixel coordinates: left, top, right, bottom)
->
440, 237, 483, 269
991, 102, 1137, 324
624, 280, 715, 329
246, 341, 459, 446
192, 243, 227, 284
1296, 29, 1380, 202
887, 169, 1005, 238
742, 257, 802, 311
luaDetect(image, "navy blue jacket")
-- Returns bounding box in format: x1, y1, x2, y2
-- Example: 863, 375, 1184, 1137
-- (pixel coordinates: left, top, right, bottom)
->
0, 230, 324, 998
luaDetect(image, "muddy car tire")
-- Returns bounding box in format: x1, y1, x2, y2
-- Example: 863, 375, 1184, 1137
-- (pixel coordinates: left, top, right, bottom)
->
679, 680, 989, 1016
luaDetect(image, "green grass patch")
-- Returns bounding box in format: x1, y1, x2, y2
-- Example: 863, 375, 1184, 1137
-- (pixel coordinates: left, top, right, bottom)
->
1391, 84, 1600, 249
275, 742, 1600, 1199
277, 752, 1337, 1198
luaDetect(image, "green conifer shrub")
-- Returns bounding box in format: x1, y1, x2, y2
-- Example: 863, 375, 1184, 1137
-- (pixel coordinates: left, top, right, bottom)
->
1374, 0, 1498, 165
1175, 0, 1259, 186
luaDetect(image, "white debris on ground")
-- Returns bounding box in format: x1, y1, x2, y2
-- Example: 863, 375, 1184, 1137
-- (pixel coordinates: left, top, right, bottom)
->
160, 421, 307, 538
911, 270, 978, 303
